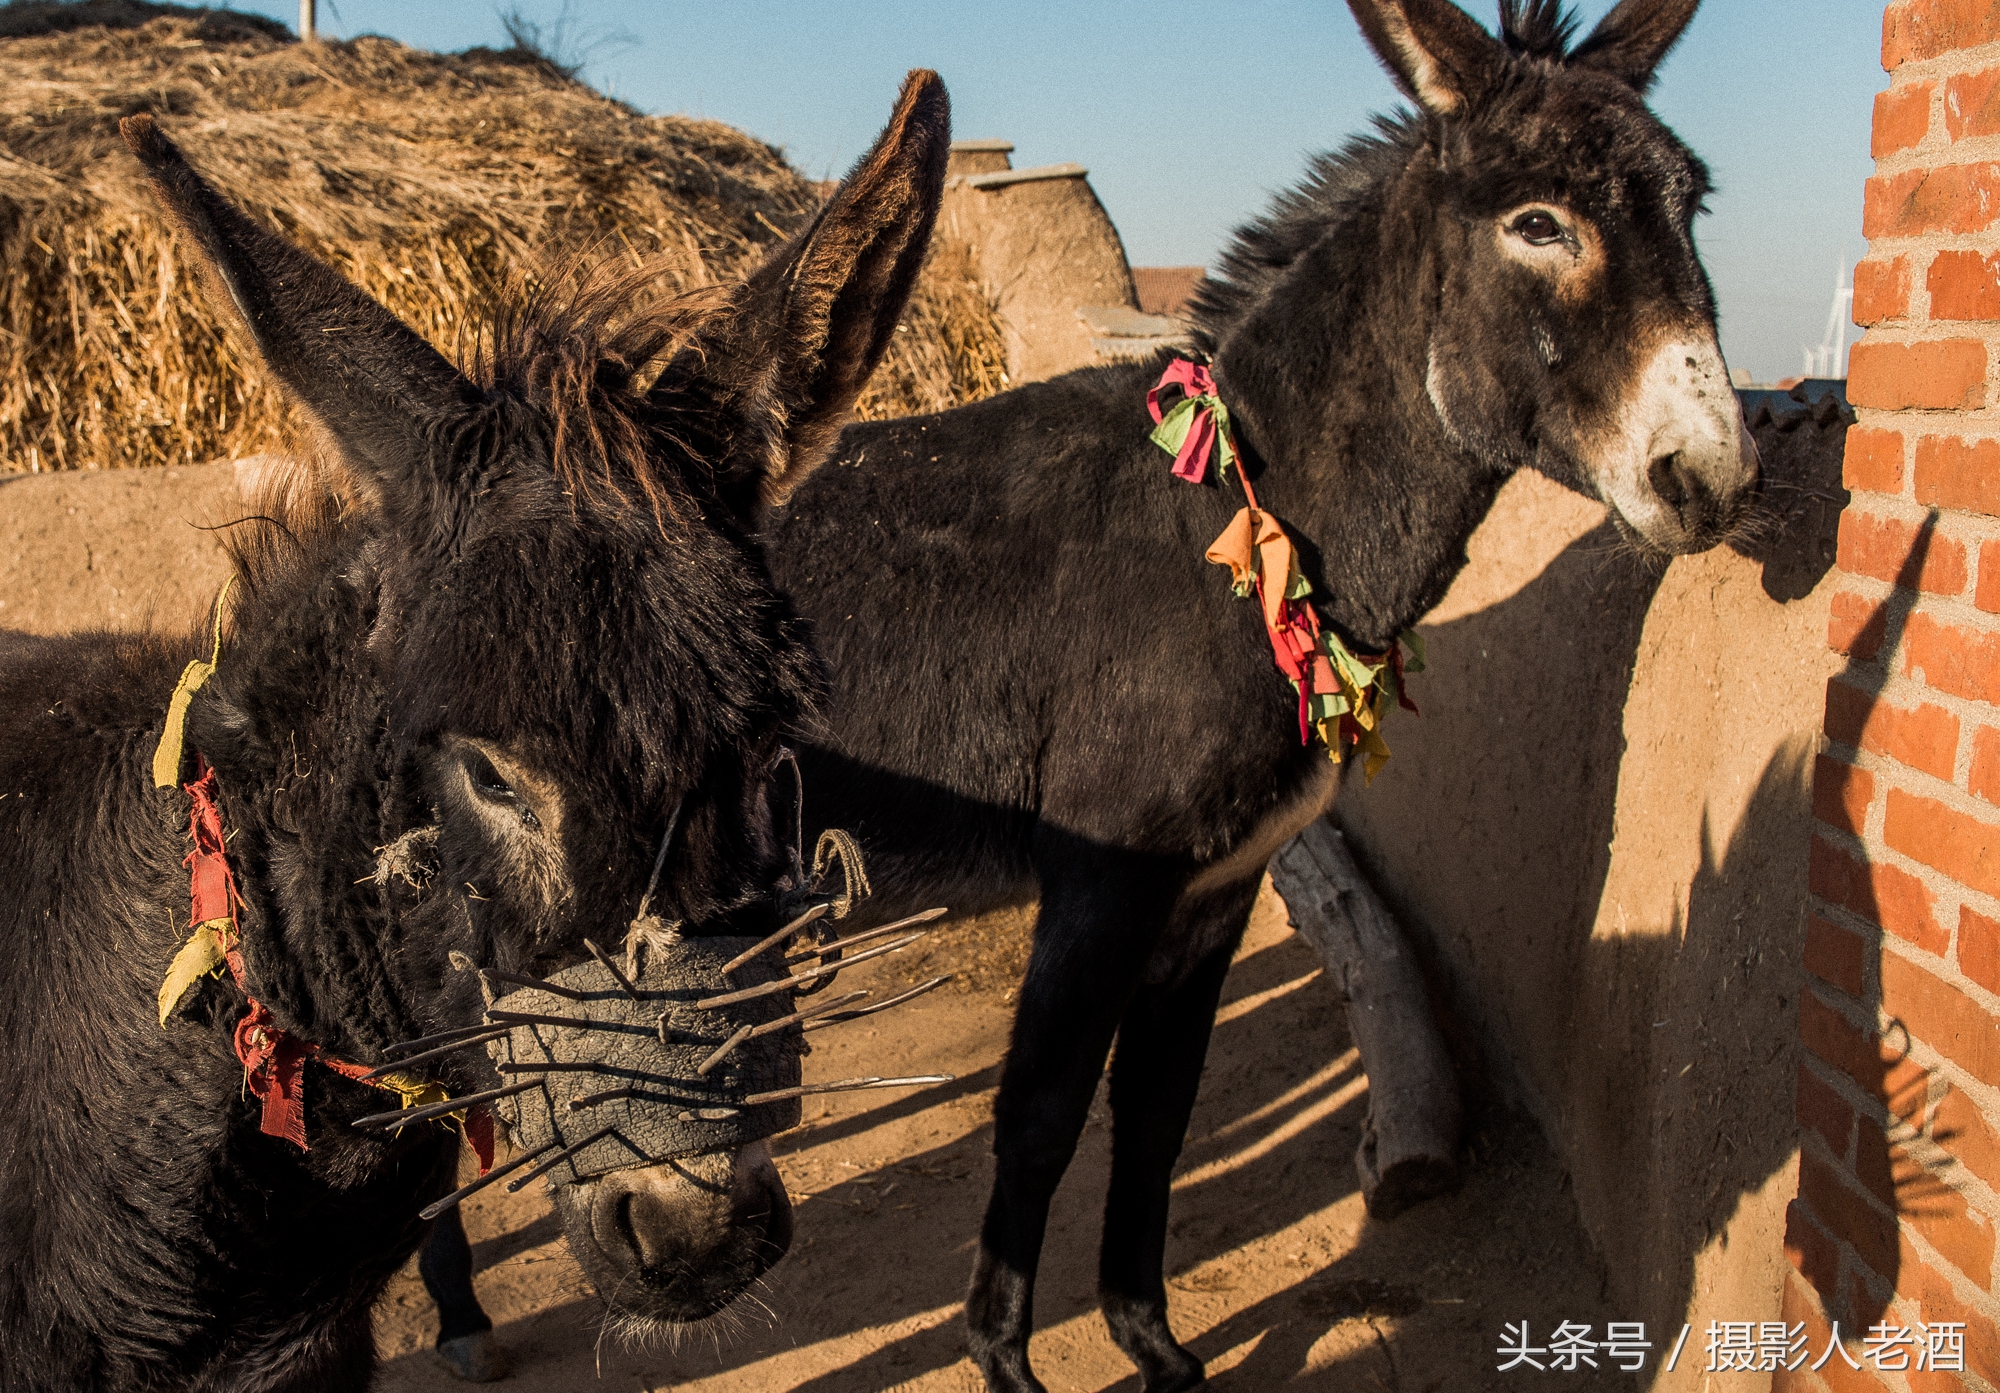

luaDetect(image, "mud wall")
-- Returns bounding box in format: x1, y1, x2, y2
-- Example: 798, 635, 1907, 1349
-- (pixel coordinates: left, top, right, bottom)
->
1336, 398, 1850, 1382
0, 461, 240, 636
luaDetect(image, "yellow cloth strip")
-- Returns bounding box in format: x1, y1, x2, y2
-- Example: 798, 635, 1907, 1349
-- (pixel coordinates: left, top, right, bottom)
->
152, 577, 234, 789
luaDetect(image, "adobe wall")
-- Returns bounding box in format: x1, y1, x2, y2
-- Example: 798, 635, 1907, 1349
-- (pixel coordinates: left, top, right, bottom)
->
1336, 396, 1850, 1384
0, 461, 238, 636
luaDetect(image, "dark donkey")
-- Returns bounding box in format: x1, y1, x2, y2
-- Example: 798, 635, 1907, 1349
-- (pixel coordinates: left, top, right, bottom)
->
765, 2, 1754, 1390
0, 73, 946, 1392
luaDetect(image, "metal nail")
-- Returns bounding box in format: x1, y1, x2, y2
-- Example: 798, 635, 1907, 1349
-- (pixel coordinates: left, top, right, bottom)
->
482, 968, 584, 1001
746, 990, 871, 1040
505, 1123, 620, 1193
352, 1078, 542, 1131
382, 1022, 506, 1057
485, 1008, 641, 1035
801, 975, 952, 1031
354, 1027, 509, 1080
696, 1024, 753, 1077
568, 1085, 635, 1112
741, 1073, 955, 1107
419, 1139, 557, 1220
719, 903, 829, 979
583, 938, 643, 1001
782, 908, 948, 965
695, 932, 926, 1010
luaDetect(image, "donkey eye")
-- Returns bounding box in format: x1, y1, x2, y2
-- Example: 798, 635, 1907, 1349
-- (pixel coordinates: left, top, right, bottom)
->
463, 751, 516, 802
1513, 211, 1565, 246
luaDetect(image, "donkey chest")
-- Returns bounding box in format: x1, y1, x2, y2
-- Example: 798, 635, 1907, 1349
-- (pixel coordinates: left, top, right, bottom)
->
1185, 758, 1338, 899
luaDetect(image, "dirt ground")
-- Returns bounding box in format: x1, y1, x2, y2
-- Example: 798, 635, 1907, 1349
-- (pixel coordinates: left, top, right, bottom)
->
372, 887, 1647, 1393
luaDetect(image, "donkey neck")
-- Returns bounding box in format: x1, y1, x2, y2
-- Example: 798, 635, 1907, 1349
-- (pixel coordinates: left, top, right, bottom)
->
1200, 133, 1510, 652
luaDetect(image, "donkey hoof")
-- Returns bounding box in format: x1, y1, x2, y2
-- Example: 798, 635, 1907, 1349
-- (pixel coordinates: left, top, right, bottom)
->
436, 1331, 510, 1383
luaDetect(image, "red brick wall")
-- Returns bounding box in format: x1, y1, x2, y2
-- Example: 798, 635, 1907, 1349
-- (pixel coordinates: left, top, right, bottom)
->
1783, 3, 2000, 1388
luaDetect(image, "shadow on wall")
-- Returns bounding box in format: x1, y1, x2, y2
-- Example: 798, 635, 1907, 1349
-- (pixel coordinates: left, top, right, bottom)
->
1335, 388, 1851, 1354
1792, 515, 1959, 1339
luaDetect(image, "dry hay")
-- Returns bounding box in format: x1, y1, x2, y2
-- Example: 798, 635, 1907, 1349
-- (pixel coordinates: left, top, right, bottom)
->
0, 3, 1007, 473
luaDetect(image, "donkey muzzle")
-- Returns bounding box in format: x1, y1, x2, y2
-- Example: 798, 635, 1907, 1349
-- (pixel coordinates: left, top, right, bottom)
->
556, 1138, 795, 1323
1596, 335, 1759, 555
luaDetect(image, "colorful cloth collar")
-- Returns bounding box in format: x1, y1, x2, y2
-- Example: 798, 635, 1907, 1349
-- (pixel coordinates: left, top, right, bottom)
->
152, 590, 493, 1167
1148, 358, 1423, 781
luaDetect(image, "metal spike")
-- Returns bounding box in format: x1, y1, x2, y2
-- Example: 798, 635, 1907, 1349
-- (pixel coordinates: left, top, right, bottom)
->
485, 1008, 643, 1036
494, 1060, 619, 1074
383, 1022, 506, 1057
419, 1139, 558, 1220
746, 990, 871, 1040
568, 1085, 635, 1112
482, 968, 584, 1001
694, 932, 926, 1010
719, 903, 829, 979
696, 1024, 753, 1077
352, 1078, 542, 1131
801, 975, 952, 1031
742, 1073, 955, 1107
506, 1123, 620, 1192
354, 1027, 509, 1081
583, 938, 643, 1001
782, 908, 949, 965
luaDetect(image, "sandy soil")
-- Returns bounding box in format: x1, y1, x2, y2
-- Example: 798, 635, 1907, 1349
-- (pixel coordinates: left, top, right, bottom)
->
373, 887, 1643, 1393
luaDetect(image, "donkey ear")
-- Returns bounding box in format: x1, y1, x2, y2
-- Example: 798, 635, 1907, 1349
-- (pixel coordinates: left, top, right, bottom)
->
120, 115, 479, 513
647, 69, 949, 515
1569, 0, 1701, 92
1345, 0, 1507, 116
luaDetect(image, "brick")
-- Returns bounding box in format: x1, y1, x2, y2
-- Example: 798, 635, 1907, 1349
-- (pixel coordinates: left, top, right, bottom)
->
1809, 833, 1947, 954
1815, 752, 1878, 834
1885, 786, 2000, 901
1854, 1115, 1997, 1285
1855, 256, 1914, 327
1980, 541, 2000, 612
1846, 427, 1908, 495
1783, 1269, 1894, 1393
1903, 609, 2000, 703
1831, 590, 1893, 661
1823, 680, 1961, 781
1950, 66, 2000, 141
1898, 1249, 2000, 1384
1972, 727, 2000, 805
1886, 0, 2000, 69
1808, 913, 1871, 997
1933, 1082, 2000, 1192
1962, 903, 2000, 994
1928, 251, 2000, 322
1915, 433, 2000, 516
1800, 984, 1931, 1116
1788, 1194, 1845, 1299
1837, 512, 1969, 595
1882, 947, 2000, 1086
1848, 339, 1988, 410
1800, 1148, 1902, 1288
1865, 165, 2000, 239
1799, 1063, 1858, 1160
1880, 81, 1938, 155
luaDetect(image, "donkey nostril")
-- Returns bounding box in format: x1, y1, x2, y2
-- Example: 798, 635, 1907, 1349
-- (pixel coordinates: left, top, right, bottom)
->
1648, 452, 1689, 513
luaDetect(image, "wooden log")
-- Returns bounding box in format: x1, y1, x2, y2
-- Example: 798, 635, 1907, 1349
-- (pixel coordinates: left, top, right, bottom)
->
1269, 817, 1462, 1218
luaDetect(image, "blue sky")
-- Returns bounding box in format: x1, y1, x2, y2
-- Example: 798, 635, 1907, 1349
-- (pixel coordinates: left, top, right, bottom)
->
230, 0, 1889, 384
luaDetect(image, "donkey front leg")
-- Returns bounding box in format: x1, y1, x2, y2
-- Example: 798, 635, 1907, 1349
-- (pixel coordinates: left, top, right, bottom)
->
966, 852, 1183, 1393
1099, 878, 1259, 1393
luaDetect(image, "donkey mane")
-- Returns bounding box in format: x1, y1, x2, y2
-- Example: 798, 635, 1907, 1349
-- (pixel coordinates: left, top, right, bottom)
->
467, 260, 731, 529
1188, 117, 1417, 354
228, 257, 731, 588
1499, 0, 1580, 58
